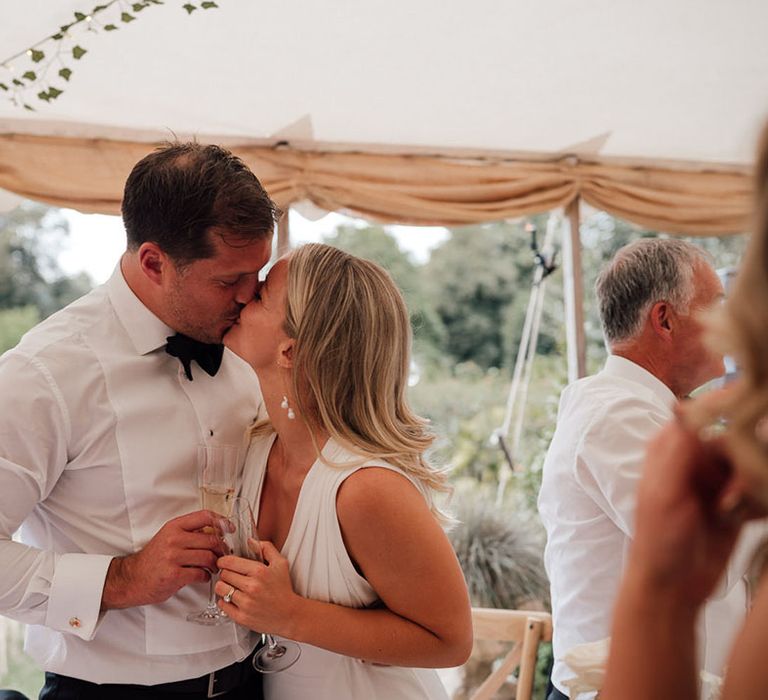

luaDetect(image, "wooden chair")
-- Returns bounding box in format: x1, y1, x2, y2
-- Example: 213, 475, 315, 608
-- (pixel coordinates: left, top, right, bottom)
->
468, 607, 553, 700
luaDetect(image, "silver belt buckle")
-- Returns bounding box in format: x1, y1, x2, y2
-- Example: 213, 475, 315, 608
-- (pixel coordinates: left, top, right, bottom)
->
207, 669, 228, 698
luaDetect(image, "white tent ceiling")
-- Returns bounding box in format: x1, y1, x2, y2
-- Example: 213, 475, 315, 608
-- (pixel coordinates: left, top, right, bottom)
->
2, 0, 767, 165
0, 0, 766, 234
1, 0, 764, 380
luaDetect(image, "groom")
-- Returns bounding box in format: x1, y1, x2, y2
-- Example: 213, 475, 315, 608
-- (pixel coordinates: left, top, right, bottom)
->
0, 142, 276, 698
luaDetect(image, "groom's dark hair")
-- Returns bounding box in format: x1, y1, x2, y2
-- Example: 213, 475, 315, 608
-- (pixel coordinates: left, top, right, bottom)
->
122, 141, 280, 265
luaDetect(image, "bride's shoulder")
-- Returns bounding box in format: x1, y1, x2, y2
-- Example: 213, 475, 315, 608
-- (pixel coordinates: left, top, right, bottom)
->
337, 463, 422, 516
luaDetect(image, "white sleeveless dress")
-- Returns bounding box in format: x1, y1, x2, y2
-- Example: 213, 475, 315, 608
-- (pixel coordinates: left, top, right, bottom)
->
240, 434, 449, 700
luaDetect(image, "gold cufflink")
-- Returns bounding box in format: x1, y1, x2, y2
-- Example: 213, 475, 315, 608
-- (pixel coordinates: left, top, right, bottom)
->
68, 617, 81, 628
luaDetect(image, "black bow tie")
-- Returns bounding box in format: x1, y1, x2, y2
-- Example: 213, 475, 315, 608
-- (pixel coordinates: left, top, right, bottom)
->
165, 333, 224, 381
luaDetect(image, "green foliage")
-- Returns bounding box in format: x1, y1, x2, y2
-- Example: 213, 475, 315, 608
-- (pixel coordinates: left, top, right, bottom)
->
409, 363, 508, 479
409, 354, 566, 510
321, 224, 447, 363
0, 307, 39, 353
423, 216, 560, 371
424, 223, 522, 369
1, 1, 220, 109
0, 203, 93, 320
0, 619, 44, 698
535, 643, 554, 699
449, 496, 549, 609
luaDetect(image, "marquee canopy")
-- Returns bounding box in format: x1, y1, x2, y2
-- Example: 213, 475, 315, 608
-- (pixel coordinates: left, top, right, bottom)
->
0, 0, 767, 233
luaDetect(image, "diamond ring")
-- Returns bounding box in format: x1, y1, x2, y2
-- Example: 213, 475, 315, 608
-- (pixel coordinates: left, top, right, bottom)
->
223, 586, 236, 604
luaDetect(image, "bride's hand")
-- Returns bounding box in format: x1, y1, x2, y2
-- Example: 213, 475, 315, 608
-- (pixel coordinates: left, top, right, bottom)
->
215, 542, 302, 637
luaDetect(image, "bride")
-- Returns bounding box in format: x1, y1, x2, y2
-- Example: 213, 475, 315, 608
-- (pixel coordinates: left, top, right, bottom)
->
216, 243, 473, 699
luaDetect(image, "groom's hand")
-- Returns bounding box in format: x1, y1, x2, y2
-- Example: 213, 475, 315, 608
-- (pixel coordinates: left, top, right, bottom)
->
101, 510, 224, 610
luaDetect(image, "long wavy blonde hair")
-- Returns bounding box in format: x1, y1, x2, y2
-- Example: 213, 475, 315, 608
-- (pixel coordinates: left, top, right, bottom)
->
702, 124, 768, 507
282, 243, 451, 519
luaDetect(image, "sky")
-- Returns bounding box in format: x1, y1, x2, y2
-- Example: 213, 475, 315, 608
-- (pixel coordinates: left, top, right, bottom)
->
58, 207, 450, 284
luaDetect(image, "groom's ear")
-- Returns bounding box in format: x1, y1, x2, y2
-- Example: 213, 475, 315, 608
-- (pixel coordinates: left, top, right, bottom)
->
278, 339, 294, 369
138, 242, 169, 286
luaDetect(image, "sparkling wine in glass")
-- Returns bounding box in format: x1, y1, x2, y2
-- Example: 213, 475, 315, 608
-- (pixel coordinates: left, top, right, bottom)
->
223, 498, 302, 673
187, 443, 241, 626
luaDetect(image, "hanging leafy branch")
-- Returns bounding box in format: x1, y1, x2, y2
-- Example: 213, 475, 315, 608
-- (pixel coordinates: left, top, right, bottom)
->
0, 0, 219, 110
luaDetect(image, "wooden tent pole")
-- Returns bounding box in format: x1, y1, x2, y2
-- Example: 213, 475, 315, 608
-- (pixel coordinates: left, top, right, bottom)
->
563, 197, 587, 381
276, 205, 291, 256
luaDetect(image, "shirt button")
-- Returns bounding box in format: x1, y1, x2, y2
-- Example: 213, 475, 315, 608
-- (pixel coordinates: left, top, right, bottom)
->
69, 617, 82, 629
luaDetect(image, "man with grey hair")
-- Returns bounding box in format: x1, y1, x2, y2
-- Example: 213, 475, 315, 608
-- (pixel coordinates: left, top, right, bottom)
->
538, 238, 747, 700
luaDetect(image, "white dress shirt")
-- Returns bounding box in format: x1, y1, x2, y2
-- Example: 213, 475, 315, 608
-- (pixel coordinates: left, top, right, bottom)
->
538, 355, 759, 697
0, 264, 262, 684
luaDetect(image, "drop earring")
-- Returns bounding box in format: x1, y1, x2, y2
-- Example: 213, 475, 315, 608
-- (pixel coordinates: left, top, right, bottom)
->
277, 360, 296, 420
281, 395, 296, 420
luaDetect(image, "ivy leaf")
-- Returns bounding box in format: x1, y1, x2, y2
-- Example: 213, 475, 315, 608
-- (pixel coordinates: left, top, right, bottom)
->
60, 23, 72, 33
121, 12, 136, 22
47, 86, 63, 100
93, 4, 109, 11
132, 2, 147, 11
12, 78, 24, 87
37, 90, 51, 102
30, 49, 45, 63
72, 45, 87, 59
52, 33, 64, 40
0, 83, 8, 91
58, 67, 73, 81
183, 3, 198, 14
23, 103, 35, 111
74, 11, 87, 21
104, 23, 119, 31
201, 1, 218, 7
22, 71, 37, 81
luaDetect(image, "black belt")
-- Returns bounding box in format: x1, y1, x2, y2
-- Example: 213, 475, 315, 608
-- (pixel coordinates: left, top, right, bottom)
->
153, 646, 259, 697
43, 646, 261, 699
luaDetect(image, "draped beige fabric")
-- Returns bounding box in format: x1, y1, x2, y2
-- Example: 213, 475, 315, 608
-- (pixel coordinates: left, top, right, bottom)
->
0, 133, 752, 235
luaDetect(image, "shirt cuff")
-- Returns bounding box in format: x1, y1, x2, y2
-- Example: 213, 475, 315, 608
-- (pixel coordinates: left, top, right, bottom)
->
46, 553, 113, 640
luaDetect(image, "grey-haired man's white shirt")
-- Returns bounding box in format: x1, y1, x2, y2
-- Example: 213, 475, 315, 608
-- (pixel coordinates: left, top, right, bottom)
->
538, 355, 758, 698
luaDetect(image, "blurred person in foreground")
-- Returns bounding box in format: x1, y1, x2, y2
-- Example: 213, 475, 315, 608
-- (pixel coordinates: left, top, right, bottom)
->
215, 243, 473, 699
601, 126, 768, 699
538, 237, 764, 699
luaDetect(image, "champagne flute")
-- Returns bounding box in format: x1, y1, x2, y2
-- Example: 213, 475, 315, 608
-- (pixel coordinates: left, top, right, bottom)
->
222, 497, 302, 673
187, 443, 241, 626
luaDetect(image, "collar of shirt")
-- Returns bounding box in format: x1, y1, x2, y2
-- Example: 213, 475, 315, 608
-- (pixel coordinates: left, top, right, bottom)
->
105, 263, 174, 356
602, 354, 677, 410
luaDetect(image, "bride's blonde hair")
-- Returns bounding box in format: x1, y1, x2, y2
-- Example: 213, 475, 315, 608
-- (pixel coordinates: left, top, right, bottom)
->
283, 243, 451, 520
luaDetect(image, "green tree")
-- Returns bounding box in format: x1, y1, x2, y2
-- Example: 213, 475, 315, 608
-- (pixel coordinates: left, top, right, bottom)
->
423, 218, 560, 370
0, 203, 92, 316
322, 224, 446, 362
0, 306, 40, 354
0, 203, 93, 351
